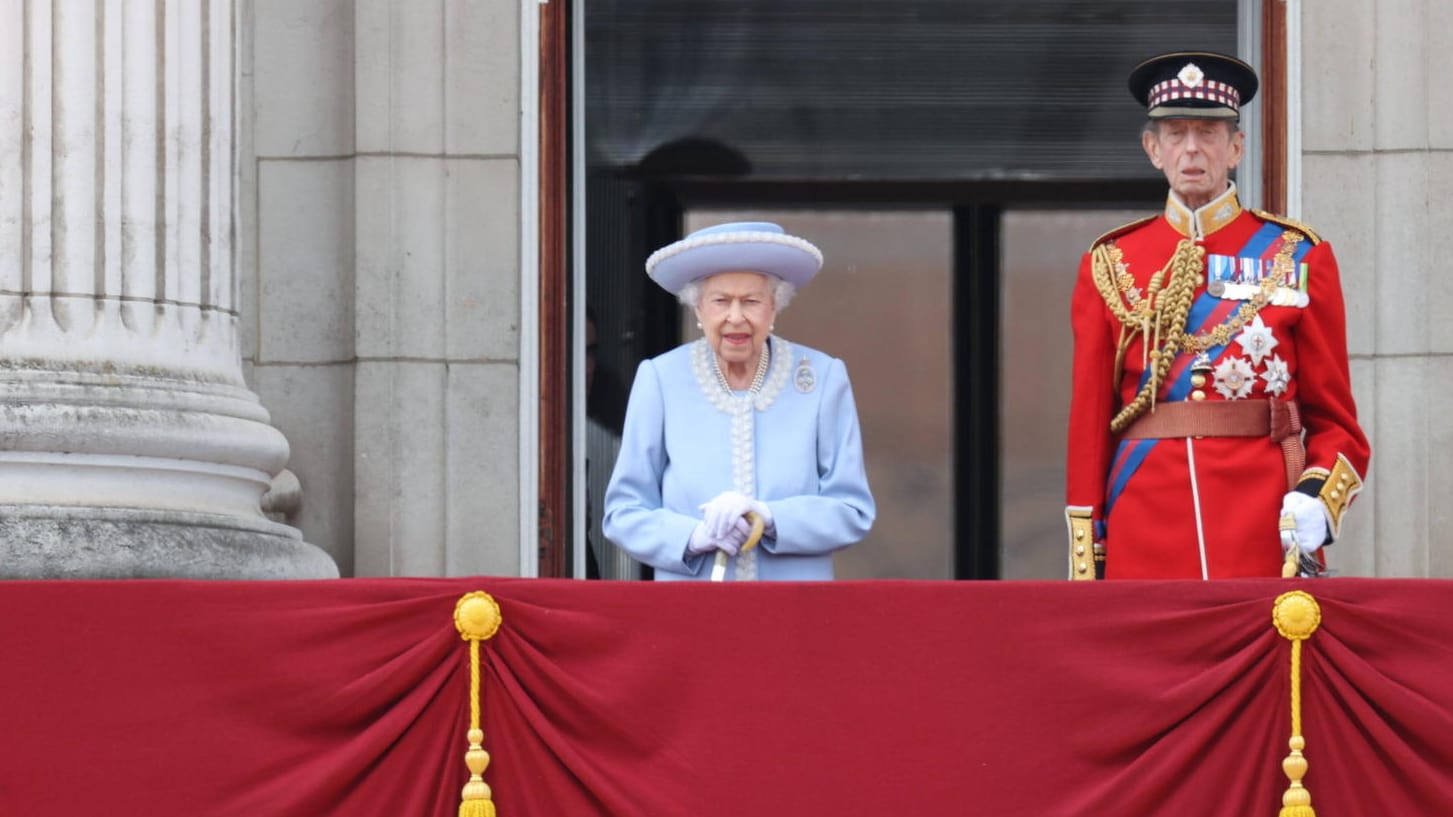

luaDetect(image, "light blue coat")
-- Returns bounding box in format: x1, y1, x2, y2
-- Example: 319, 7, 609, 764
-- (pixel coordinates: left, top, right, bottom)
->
604, 336, 875, 581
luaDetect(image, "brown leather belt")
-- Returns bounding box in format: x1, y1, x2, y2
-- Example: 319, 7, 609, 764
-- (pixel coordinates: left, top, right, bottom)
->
1120, 399, 1304, 490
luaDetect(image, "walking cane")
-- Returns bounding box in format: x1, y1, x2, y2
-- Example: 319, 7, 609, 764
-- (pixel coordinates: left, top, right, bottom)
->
1280, 515, 1330, 578
1279, 515, 1301, 578
710, 511, 765, 582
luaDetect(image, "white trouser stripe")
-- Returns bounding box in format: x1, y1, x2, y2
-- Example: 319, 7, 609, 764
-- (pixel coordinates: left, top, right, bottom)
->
1186, 438, 1209, 580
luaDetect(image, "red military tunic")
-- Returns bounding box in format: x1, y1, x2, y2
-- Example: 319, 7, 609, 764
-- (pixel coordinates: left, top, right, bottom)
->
1065, 185, 1370, 579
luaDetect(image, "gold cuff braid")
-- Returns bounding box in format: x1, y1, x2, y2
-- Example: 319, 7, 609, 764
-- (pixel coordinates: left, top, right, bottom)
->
1318, 453, 1363, 538
1065, 507, 1102, 581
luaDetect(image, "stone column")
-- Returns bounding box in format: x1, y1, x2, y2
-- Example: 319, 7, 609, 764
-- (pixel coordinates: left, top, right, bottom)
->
0, 2, 336, 578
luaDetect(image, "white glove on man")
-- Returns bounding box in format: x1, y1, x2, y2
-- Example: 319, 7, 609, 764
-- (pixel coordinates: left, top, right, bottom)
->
1280, 491, 1328, 555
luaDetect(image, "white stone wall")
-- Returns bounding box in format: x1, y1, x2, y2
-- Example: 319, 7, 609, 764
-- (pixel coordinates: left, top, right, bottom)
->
240, 0, 523, 576
1303, 0, 1453, 577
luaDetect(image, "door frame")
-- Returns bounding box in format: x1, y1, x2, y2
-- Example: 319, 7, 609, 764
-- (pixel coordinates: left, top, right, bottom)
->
537, 2, 1292, 578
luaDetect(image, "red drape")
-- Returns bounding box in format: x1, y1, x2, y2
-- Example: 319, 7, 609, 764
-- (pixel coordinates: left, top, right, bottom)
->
3, 577, 1452, 816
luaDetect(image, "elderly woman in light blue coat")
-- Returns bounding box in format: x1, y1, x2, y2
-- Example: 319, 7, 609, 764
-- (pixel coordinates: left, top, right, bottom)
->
603, 222, 875, 581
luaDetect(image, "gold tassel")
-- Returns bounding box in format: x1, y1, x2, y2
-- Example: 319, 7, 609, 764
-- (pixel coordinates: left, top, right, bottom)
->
1147, 349, 1161, 413
1272, 591, 1322, 817
455, 591, 503, 817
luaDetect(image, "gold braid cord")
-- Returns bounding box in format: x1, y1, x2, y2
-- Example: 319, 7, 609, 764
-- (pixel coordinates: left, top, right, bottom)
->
454, 591, 503, 817
1091, 231, 1301, 434
1091, 239, 1204, 433
1273, 591, 1323, 817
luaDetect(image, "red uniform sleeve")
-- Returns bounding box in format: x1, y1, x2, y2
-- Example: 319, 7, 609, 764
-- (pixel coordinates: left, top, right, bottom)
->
1065, 251, 1118, 528
1289, 241, 1371, 527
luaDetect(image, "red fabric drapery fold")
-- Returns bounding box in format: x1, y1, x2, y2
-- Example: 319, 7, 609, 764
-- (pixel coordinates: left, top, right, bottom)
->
3, 577, 1451, 816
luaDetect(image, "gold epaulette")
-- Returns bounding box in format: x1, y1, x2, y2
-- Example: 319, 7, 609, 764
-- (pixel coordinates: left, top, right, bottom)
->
1251, 209, 1323, 244
1087, 214, 1159, 252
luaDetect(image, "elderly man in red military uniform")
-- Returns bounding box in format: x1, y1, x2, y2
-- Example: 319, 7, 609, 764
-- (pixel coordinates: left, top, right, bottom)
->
1064, 52, 1371, 580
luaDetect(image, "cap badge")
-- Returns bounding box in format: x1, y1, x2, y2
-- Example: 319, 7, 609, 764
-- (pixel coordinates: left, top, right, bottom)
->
1177, 62, 1205, 88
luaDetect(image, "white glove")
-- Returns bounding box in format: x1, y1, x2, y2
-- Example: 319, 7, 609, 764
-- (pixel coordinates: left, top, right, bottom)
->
699, 491, 755, 540
1280, 491, 1328, 555
686, 519, 750, 557
721, 517, 752, 550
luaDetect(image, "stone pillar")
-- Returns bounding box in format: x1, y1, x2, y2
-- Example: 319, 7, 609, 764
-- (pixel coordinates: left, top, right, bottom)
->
0, 2, 336, 578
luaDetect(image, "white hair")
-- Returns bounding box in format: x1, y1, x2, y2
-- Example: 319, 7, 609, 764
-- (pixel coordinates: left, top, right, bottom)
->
678, 274, 796, 313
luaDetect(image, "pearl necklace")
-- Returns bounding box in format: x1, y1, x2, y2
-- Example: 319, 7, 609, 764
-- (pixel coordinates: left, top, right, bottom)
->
713, 342, 770, 394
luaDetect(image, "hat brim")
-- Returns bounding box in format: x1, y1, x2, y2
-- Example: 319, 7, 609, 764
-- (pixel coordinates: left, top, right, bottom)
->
1146, 105, 1241, 121
647, 233, 821, 296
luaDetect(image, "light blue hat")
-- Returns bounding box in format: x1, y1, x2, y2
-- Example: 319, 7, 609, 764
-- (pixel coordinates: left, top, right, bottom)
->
645, 221, 823, 296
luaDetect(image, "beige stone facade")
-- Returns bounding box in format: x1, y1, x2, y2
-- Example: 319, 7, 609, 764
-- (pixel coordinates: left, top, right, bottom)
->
239, 1, 530, 577
1299, 0, 1453, 576
7, 2, 1440, 579
239, 0, 1453, 579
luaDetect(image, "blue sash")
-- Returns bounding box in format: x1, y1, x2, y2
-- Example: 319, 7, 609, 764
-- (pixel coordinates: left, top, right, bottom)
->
1103, 223, 1314, 520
